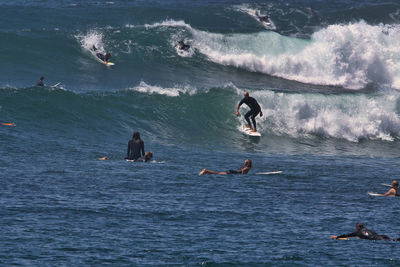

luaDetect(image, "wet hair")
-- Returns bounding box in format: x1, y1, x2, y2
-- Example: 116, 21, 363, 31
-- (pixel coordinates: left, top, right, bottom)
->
356, 223, 364, 231
244, 159, 252, 168
144, 151, 153, 162
132, 131, 141, 140
244, 91, 249, 97
40, 76, 44, 80
393, 180, 399, 188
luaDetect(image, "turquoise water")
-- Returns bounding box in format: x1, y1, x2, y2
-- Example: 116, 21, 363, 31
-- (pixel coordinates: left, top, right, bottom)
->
2, 0, 400, 265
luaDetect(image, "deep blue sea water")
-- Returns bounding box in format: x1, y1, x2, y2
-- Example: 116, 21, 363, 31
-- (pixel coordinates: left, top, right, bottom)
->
2, 0, 400, 265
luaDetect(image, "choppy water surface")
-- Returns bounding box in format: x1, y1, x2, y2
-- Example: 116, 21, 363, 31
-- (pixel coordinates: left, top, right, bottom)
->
2, 0, 400, 265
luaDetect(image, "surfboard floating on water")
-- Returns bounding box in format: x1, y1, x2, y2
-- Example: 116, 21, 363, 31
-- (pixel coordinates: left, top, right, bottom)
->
1, 122, 15, 126
367, 192, 382, 196
243, 126, 261, 137
51, 82, 61, 88
257, 171, 283, 175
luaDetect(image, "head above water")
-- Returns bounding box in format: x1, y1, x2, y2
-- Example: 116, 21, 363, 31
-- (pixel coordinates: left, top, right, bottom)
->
132, 131, 141, 140
355, 223, 364, 231
244, 159, 252, 168
392, 180, 399, 188
244, 91, 249, 98
40, 76, 44, 81
144, 151, 153, 162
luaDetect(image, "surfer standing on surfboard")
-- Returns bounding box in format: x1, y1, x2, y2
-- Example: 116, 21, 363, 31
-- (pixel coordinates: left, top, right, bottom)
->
255, 11, 270, 23
236, 91, 263, 132
177, 40, 190, 51
92, 45, 111, 63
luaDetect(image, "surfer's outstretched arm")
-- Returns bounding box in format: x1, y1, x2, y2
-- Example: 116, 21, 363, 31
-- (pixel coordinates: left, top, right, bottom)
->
199, 169, 228, 175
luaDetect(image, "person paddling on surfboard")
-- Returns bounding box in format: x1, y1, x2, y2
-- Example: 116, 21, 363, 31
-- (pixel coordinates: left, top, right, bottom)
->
236, 91, 263, 132
374, 180, 400, 197
92, 45, 111, 63
330, 223, 400, 241
36, 76, 44, 86
199, 159, 252, 175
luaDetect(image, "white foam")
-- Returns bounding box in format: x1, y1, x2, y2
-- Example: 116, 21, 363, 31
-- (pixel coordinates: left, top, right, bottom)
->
190, 21, 400, 90
127, 81, 197, 97
75, 30, 106, 53
242, 89, 400, 142
234, 4, 277, 30
144, 19, 193, 30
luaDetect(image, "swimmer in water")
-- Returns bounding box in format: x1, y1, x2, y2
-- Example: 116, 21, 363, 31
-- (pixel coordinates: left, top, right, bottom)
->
331, 223, 399, 241
199, 159, 252, 175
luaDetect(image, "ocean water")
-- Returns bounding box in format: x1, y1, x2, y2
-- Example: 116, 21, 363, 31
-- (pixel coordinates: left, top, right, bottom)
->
2, 0, 400, 265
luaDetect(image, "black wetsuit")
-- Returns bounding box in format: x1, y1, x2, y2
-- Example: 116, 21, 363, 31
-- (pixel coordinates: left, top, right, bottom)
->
96, 53, 106, 61
395, 188, 400, 196
36, 80, 44, 86
226, 169, 242, 174
180, 44, 190, 51
337, 227, 393, 241
127, 139, 145, 161
238, 96, 261, 129
178, 42, 190, 51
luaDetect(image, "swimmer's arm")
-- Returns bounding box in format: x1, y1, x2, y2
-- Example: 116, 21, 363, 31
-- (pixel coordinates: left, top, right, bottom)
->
383, 188, 396, 196
331, 232, 357, 239
236, 99, 245, 115
241, 166, 250, 174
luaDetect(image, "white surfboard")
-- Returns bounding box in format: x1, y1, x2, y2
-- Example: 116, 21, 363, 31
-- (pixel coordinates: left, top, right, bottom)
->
381, 184, 392, 187
257, 171, 283, 175
367, 192, 382, 196
243, 126, 261, 137
51, 82, 61, 88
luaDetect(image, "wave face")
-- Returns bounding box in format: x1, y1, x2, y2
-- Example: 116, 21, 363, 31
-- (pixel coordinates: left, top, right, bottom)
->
2, 85, 400, 148
2, 0, 400, 153
2, 1, 400, 91
191, 21, 400, 89
4, 2, 400, 266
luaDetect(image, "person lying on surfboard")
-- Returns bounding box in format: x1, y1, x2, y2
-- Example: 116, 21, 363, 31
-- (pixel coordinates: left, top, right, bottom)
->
177, 40, 190, 51
36, 76, 44, 86
236, 91, 263, 132
330, 223, 400, 241
199, 159, 252, 175
374, 180, 400, 197
92, 45, 111, 63
255, 11, 270, 23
